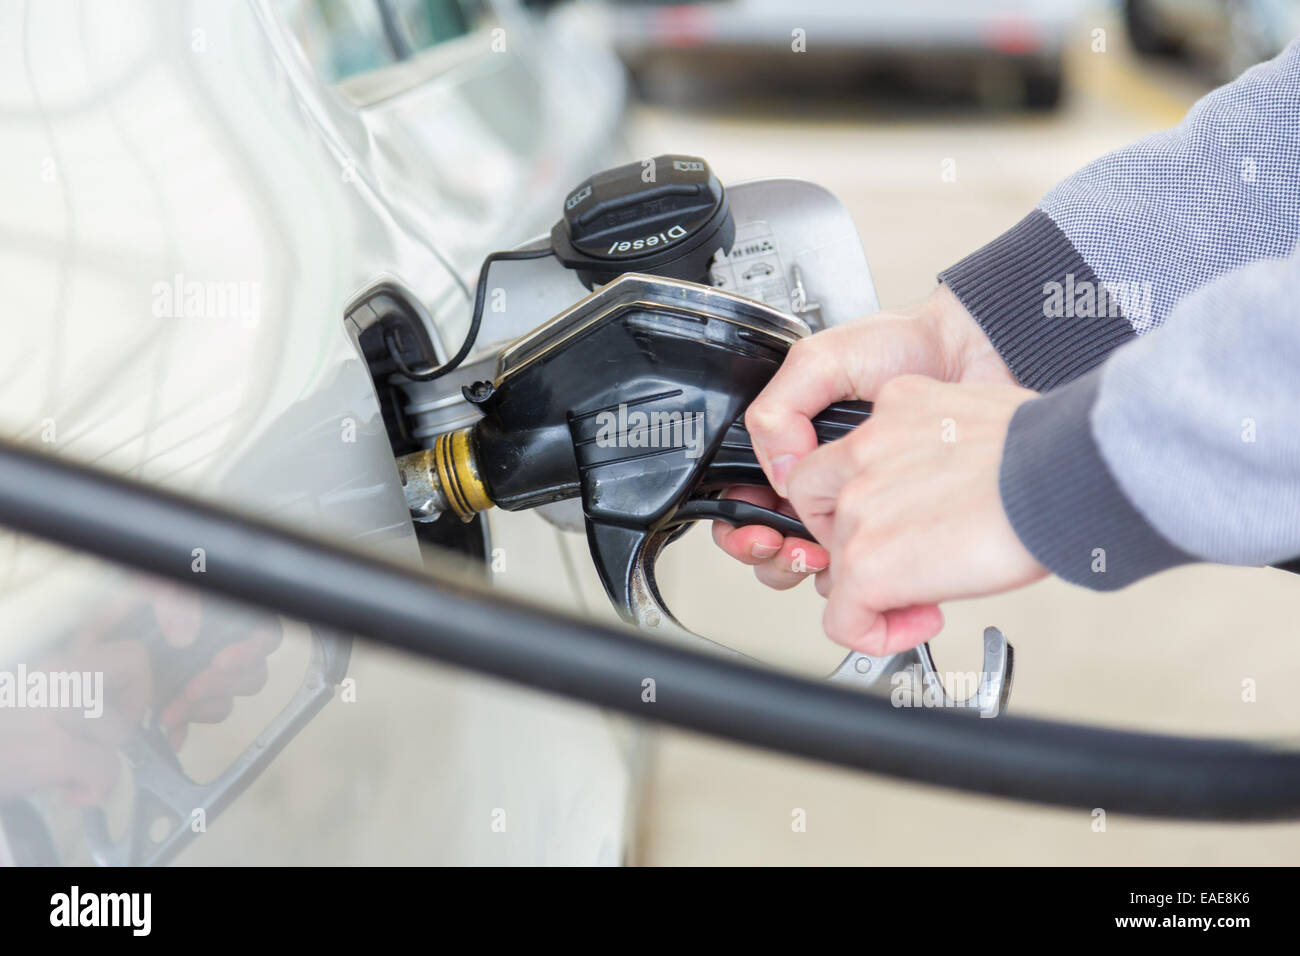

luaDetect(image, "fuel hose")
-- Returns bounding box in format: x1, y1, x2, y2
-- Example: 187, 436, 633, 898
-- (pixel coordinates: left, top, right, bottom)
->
1, 440, 1299, 820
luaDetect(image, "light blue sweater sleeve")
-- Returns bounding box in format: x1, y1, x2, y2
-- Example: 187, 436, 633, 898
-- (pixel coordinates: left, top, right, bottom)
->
997, 247, 1300, 587
1096, 247, 1300, 567
938, 38, 1300, 588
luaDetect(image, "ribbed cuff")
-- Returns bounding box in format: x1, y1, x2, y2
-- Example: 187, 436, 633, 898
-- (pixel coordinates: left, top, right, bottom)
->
939, 210, 1136, 392
1000, 370, 1195, 590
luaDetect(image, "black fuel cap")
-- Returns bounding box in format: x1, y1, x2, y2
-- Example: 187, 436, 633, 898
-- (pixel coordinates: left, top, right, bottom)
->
550, 154, 735, 289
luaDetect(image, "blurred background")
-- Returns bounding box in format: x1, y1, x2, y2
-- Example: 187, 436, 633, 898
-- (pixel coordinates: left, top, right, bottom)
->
603, 0, 1300, 865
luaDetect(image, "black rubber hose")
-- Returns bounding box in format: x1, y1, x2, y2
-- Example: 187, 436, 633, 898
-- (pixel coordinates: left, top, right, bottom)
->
2, 440, 1299, 820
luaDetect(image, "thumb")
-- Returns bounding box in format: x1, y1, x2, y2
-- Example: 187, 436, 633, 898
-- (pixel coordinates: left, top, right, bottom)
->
747, 316, 937, 495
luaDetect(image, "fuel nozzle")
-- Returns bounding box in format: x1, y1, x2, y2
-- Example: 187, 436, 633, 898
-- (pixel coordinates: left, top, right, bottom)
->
397, 428, 493, 523
396, 274, 809, 530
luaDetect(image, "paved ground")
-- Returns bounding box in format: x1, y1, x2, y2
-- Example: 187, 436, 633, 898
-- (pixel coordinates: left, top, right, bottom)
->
623, 16, 1300, 864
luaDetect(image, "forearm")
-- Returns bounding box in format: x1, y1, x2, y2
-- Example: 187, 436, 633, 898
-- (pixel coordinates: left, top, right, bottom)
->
939, 37, 1300, 391
1000, 247, 1300, 589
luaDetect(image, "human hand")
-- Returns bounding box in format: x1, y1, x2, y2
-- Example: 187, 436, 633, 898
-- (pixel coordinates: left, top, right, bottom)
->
784, 375, 1046, 655
0, 636, 150, 808
151, 585, 282, 750
713, 284, 1015, 590
0, 580, 282, 807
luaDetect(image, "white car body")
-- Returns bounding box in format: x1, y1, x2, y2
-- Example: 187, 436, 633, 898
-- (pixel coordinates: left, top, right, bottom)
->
0, 0, 635, 865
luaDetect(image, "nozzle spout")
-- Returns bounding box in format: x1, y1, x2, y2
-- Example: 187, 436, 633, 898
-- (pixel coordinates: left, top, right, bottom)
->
396, 428, 492, 523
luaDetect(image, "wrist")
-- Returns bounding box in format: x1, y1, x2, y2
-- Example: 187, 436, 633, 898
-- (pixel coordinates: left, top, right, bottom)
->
919, 283, 1013, 385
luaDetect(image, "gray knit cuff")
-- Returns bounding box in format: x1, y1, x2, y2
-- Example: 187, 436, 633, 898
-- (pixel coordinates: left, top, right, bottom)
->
939, 209, 1136, 392
1000, 370, 1196, 590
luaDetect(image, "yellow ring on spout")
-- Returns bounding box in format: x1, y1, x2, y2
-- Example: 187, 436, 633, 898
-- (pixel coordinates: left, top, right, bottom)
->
435, 427, 492, 521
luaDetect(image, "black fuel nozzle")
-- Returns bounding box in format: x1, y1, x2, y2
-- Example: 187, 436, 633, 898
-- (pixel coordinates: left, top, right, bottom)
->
396, 274, 862, 602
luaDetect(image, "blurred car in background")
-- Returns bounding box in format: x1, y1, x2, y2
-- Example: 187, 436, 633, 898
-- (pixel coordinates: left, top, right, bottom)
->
1125, 0, 1300, 81
609, 0, 1086, 109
